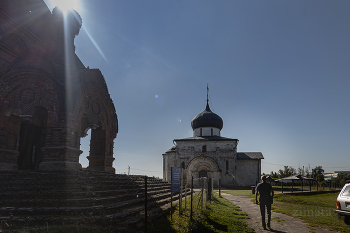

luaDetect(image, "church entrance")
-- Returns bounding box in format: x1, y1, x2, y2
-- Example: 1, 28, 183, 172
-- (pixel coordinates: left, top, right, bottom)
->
17, 107, 47, 170
199, 170, 207, 178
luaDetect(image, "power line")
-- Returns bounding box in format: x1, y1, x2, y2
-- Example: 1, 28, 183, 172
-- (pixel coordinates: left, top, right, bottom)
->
132, 168, 160, 173
262, 162, 350, 170
262, 162, 292, 167
114, 167, 161, 174
114, 168, 128, 171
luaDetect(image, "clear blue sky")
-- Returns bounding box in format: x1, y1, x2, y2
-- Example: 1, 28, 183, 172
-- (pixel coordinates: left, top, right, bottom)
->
44, 0, 350, 178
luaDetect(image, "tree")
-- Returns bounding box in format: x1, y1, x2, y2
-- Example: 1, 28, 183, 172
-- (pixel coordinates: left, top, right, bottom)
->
311, 166, 324, 181
278, 166, 296, 178
334, 173, 350, 184
298, 167, 305, 176
305, 164, 311, 178
269, 171, 279, 179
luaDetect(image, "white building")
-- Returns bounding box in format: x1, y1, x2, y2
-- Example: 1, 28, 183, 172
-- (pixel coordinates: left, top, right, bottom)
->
163, 98, 264, 188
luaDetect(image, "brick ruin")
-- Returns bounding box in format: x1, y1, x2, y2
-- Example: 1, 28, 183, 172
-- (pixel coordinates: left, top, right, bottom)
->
0, 0, 118, 173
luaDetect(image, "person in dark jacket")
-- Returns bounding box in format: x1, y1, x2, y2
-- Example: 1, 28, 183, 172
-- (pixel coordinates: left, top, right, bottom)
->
255, 175, 274, 230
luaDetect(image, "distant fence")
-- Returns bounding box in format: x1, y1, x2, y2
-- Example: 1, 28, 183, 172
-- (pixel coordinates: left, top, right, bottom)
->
272, 180, 344, 193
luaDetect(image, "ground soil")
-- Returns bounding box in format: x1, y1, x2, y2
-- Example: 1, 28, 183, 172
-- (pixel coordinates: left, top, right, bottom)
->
220, 193, 337, 233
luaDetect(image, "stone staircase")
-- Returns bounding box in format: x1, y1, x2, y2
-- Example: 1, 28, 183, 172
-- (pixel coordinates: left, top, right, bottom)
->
0, 170, 190, 227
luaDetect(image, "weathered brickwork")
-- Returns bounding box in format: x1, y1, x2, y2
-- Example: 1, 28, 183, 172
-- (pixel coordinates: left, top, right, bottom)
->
0, 0, 118, 173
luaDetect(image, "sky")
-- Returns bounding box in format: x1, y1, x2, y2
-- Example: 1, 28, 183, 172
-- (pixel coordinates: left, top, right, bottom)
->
43, 0, 350, 178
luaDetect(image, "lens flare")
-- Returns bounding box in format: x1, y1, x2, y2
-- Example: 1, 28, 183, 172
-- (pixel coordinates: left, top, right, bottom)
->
154, 94, 165, 105
48, 0, 81, 14
82, 27, 109, 63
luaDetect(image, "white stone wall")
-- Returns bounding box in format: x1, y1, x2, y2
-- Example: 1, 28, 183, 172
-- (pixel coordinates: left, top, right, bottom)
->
235, 159, 261, 187
163, 140, 241, 188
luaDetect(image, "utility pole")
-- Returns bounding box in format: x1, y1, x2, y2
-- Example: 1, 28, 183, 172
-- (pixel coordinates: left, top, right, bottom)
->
303, 166, 304, 176
128, 166, 130, 175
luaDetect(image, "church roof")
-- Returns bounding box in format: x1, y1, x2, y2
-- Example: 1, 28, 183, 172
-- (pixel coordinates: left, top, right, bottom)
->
166, 146, 177, 153
191, 102, 223, 130
237, 152, 264, 160
174, 136, 238, 142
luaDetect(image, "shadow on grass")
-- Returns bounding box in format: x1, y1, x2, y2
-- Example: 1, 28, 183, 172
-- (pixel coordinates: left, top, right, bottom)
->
268, 229, 287, 233
206, 217, 228, 232
148, 215, 177, 233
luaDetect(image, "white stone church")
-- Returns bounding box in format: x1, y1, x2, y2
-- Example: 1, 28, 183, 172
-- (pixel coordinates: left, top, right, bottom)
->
162, 97, 264, 188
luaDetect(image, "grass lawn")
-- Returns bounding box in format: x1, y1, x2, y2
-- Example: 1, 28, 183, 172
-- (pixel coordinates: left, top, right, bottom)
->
273, 192, 350, 233
148, 192, 255, 233
222, 188, 350, 233
220, 189, 254, 198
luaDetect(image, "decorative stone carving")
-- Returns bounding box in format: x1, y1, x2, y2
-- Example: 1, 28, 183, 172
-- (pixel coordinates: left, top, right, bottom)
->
20, 88, 35, 103
92, 102, 100, 115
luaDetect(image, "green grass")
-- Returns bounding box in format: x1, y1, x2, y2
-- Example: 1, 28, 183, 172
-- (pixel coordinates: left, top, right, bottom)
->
272, 192, 350, 233
149, 192, 254, 233
220, 188, 350, 232
220, 189, 255, 198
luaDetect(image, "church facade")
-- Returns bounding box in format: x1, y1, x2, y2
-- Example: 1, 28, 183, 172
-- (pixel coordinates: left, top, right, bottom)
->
163, 99, 263, 188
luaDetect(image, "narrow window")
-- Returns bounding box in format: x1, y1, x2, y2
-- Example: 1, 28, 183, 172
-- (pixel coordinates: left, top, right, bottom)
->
211, 128, 213, 136
226, 160, 229, 171
181, 161, 185, 169
200, 128, 202, 136
202, 145, 206, 152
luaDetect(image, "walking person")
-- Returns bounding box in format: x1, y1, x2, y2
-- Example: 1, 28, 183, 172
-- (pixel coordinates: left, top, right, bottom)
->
255, 175, 274, 230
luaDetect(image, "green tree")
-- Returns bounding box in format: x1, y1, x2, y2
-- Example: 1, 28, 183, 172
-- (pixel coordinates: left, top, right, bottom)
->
311, 166, 324, 181
269, 171, 279, 179
278, 166, 296, 178
334, 173, 350, 184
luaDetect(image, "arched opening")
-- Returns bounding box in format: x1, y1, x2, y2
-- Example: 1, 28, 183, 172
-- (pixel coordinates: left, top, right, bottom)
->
79, 128, 91, 169
87, 126, 106, 169
17, 107, 47, 170
79, 114, 109, 171
199, 170, 207, 178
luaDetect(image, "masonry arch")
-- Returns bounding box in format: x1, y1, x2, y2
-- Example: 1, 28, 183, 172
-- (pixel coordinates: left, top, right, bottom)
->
0, 70, 63, 171
186, 155, 221, 188
73, 80, 117, 173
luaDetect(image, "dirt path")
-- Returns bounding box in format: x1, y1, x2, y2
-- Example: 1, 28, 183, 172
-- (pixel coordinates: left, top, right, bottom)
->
220, 193, 336, 233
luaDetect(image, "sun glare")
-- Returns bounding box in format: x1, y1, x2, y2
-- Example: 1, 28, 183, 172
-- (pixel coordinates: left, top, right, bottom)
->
49, 0, 81, 14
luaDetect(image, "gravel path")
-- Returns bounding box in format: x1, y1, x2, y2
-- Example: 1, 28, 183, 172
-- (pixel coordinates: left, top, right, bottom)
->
220, 193, 336, 233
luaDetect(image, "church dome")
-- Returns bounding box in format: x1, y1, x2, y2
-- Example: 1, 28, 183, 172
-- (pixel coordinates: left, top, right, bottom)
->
191, 102, 223, 130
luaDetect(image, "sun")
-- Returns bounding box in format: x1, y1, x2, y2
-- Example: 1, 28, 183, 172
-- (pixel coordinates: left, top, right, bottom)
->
48, 0, 81, 14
